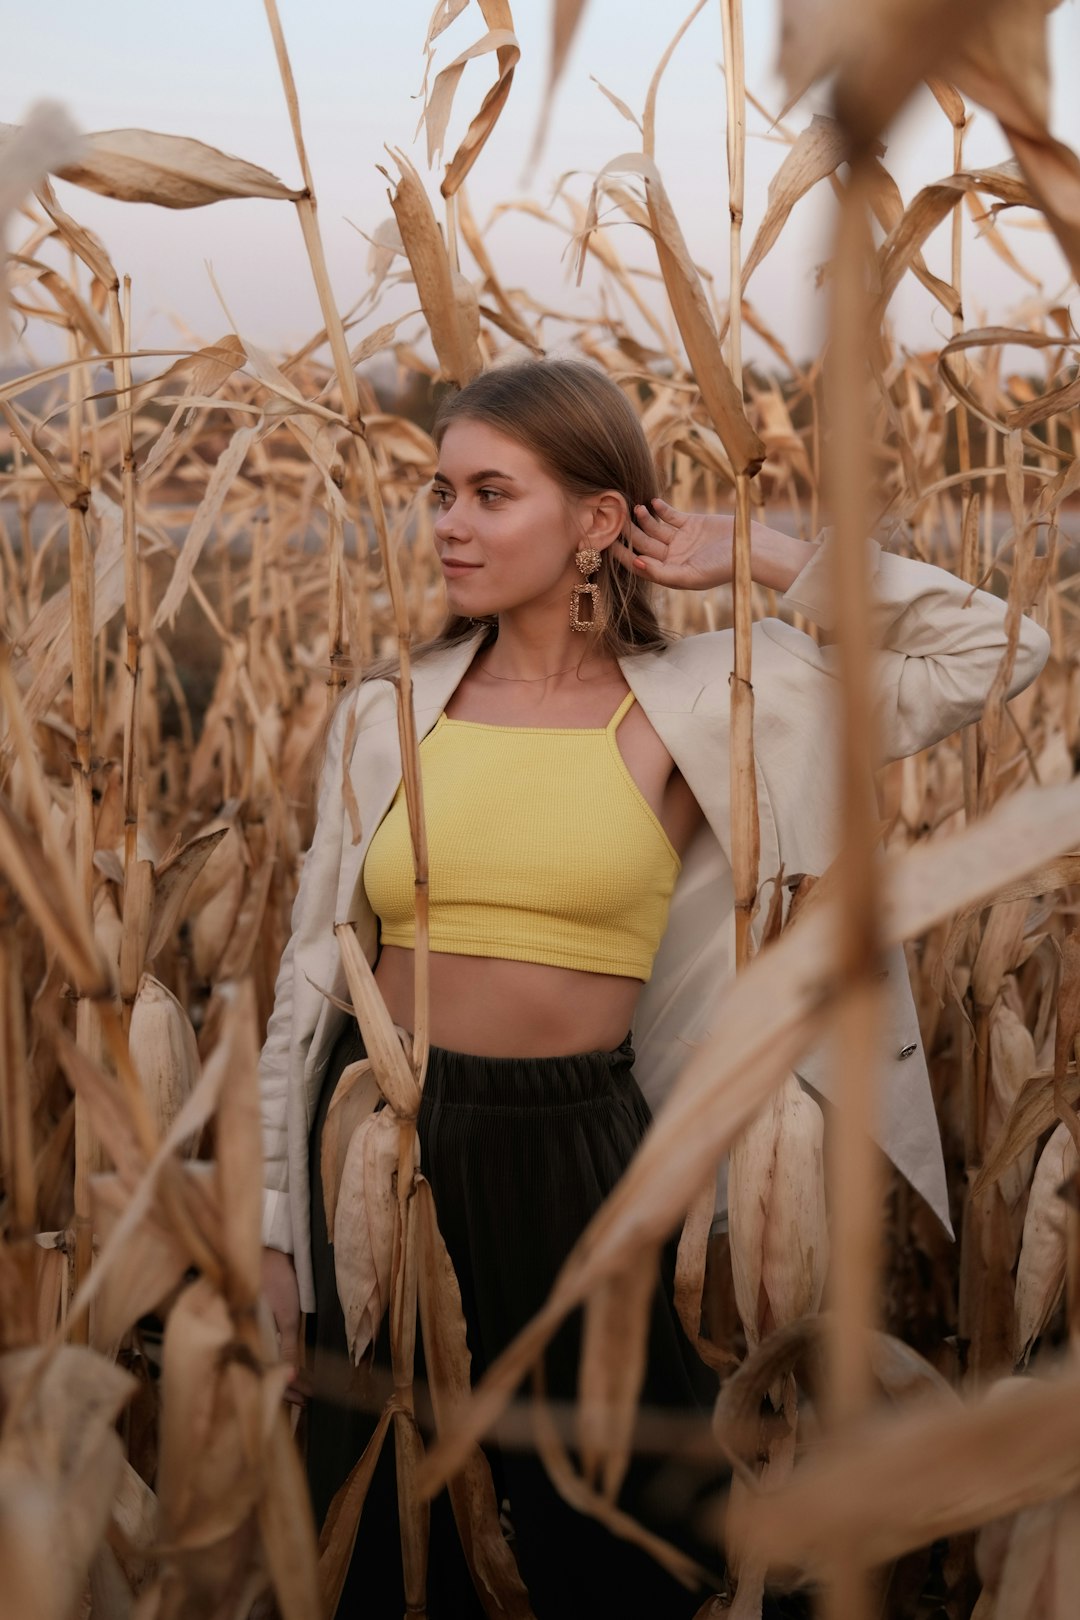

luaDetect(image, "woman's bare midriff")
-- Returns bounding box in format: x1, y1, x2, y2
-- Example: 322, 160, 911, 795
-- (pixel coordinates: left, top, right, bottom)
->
373, 944, 643, 1058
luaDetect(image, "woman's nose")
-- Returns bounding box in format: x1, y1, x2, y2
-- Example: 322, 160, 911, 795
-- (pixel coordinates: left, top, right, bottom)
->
433, 499, 466, 540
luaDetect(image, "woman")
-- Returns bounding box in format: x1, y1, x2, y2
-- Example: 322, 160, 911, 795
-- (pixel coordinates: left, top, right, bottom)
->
258, 358, 1049, 1615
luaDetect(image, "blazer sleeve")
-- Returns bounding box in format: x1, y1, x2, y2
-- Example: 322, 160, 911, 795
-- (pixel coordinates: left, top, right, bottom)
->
779, 532, 1051, 761
259, 688, 355, 1253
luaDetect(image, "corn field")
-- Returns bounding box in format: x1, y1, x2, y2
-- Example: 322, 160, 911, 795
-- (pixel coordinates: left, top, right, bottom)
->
2, 1, 1080, 1616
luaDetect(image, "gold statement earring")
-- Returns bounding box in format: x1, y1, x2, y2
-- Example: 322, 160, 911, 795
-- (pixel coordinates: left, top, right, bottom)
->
570, 548, 604, 632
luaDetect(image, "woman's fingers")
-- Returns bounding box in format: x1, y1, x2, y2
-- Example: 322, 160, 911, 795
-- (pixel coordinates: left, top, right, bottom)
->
284, 1361, 311, 1407
626, 517, 668, 559
632, 502, 676, 540
648, 496, 689, 528
278, 1310, 306, 1404
611, 538, 665, 580
279, 1306, 300, 1350
613, 537, 703, 590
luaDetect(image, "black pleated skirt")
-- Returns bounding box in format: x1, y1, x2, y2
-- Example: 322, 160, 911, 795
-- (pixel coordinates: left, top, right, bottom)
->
305, 1018, 722, 1619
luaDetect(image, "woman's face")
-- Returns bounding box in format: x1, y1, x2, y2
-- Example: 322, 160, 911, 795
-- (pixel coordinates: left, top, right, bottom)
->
430, 419, 590, 619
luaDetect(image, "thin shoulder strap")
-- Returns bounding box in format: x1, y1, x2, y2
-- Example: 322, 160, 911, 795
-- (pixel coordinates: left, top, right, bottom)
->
606, 691, 637, 733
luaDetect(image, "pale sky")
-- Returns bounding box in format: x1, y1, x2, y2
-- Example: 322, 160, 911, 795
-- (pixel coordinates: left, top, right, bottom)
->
3, 1, 1079, 368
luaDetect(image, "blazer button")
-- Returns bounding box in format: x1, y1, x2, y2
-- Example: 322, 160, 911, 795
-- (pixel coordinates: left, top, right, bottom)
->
897, 1042, 918, 1060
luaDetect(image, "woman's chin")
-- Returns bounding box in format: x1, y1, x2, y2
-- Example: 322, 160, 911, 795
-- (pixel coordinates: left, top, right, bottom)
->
445, 582, 493, 617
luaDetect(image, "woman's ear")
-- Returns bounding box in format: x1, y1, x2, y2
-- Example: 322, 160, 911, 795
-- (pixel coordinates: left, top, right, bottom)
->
578, 490, 629, 552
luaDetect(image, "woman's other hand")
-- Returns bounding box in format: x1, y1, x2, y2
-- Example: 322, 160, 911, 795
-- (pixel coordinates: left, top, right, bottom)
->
612, 497, 819, 594
261, 1245, 306, 1405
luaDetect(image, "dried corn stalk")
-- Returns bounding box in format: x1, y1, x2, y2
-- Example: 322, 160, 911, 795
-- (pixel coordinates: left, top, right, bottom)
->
0, 0, 1077, 1614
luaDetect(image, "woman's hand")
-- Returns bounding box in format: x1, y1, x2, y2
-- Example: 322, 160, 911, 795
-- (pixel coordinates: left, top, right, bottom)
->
611, 498, 820, 594
261, 1245, 306, 1405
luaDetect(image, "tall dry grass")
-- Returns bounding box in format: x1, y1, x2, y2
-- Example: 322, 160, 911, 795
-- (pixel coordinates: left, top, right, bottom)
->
1, 2, 1080, 1617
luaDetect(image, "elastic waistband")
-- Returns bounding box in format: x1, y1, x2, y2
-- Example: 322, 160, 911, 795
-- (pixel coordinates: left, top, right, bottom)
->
341, 1021, 636, 1109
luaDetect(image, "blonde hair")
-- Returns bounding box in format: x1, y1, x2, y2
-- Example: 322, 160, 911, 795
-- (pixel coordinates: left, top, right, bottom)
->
364, 357, 672, 681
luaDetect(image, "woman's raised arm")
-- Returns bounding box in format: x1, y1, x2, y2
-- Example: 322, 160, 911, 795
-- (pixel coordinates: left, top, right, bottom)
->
614, 499, 1049, 761
780, 532, 1051, 759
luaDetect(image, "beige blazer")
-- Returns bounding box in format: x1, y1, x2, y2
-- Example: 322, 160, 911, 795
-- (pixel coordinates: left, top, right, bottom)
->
259, 535, 1050, 1312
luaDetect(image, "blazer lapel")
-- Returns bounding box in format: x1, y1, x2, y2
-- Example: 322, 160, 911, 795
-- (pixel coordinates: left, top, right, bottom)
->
410, 630, 488, 730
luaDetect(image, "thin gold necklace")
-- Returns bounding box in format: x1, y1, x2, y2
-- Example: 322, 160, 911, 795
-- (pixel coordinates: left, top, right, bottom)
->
476, 658, 592, 684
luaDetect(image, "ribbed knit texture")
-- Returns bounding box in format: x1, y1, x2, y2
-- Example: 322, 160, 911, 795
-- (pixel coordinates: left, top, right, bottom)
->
363, 692, 681, 981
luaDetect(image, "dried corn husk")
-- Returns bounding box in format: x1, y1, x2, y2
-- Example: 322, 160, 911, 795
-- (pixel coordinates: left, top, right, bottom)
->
1014, 1121, 1078, 1362
93, 884, 123, 986
128, 973, 201, 1149
0, 1347, 134, 1620
185, 824, 246, 982
977, 1490, 1080, 1620
54, 127, 303, 207
384, 149, 482, 387
146, 825, 231, 962
727, 1360, 1080, 1576
728, 1073, 829, 1347
155, 1278, 277, 1602
89, 1170, 194, 1348
972, 898, 1031, 1011
987, 1001, 1038, 1210
333, 1106, 415, 1364
320, 1058, 381, 1236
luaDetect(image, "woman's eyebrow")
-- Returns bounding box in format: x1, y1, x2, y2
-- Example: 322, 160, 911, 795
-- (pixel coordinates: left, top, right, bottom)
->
431, 468, 520, 486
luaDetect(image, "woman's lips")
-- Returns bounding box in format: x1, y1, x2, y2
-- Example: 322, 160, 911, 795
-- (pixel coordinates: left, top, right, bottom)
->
440, 559, 482, 575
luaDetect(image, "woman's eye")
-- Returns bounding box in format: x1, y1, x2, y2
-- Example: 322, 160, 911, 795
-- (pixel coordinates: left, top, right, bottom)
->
431, 485, 503, 507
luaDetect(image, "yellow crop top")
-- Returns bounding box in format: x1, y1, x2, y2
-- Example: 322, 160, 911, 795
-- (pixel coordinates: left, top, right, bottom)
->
362, 692, 681, 982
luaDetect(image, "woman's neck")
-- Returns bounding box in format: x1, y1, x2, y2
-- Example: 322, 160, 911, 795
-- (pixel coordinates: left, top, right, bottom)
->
479, 605, 612, 684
